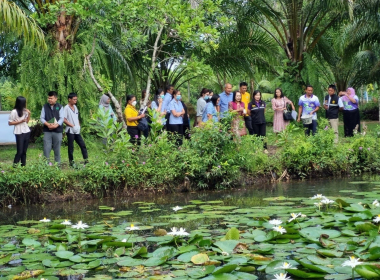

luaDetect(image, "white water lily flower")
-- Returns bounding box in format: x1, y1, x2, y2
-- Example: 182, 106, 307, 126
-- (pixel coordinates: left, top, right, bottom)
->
372, 200, 380, 207
301, 214, 307, 218
72, 221, 89, 229
373, 215, 380, 223
273, 272, 292, 280
288, 213, 301, 222
269, 219, 283, 226
125, 224, 139, 231
221, 251, 229, 256
275, 262, 293, 269
178, 227, 190, 236
273, 225, 287, 234
314, 202, 322, 207
39, 217, 51, 222
311, 194, 326, 200
61, 220, 72, 225
121, 239, 127, 242
342, 256, 363, 268
321, 198, 335, 205
173, 206, 183, 212
167, 227, 178, 235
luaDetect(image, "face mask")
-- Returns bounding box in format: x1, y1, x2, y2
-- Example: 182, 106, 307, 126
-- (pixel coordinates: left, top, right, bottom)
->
176, 95, 181, 101
204, 96, 209, 100
132, 101, 137, 106
160, 95, 165, 99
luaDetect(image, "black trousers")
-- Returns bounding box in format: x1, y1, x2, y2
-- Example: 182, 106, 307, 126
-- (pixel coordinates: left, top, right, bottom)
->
244, 116, 254, 135
303, 120, 317, 136
252, 123, 267, 149
14, 132, 31, 166
168, 124, 184, 146
165, 113, 170, 130
343, 109, 360, 137
67, 133, 88, 163
127, 126, 140, 145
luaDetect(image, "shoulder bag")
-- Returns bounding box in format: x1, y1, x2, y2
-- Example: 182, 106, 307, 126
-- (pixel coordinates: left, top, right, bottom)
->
283, 98, 294, 121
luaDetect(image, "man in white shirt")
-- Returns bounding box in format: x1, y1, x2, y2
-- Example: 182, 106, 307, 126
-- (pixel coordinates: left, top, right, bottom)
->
64, 93, 88, 166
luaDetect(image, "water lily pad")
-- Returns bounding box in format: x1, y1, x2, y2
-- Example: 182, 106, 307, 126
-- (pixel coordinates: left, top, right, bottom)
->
55, 251, 74, 259
191, 253, 209, 265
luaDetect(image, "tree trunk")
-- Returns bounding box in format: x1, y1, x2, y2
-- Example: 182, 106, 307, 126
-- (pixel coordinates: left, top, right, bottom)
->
55, 10, 73, 51
84, 38, 127, 128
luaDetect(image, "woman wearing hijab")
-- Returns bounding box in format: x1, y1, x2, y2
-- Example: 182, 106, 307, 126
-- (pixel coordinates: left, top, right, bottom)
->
99, 94, 117, 122
340, 87, 360, 137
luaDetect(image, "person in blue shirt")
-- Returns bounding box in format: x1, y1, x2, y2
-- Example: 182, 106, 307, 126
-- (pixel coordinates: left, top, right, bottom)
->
168, 90, 185, 145
161, 84, 174, 129
202, 94, 219, 123
219, 83, 233, 117
151, 88, 166, 126
297, 85, 320, 136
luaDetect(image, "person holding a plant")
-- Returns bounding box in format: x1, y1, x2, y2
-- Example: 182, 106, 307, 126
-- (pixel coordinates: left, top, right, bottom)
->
124, 95, 145, 145
40, 91, 64, 165
202, 94, 220, 123
8, 96, 31, 167
339, 87, 360, 137
271, 88, 295, 133
248, 90, 267, 150
168, 90, 185, 145
324, 85, 343, 143
297, 85, 320, 136
228, 91, 247, 137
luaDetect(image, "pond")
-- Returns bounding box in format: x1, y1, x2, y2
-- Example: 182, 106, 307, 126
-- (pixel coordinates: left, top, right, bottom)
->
1, 177, 380, 280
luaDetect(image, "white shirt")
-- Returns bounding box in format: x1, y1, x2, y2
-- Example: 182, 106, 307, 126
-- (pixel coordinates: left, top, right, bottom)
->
8, 109, 30, 135
64, 105, 80, 134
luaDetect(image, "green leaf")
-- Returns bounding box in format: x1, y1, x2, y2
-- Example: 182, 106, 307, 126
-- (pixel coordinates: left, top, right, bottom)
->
22, 238, 41, 247
286, 268, 326, 278
55, 251, 74, 259
355, 264, 380, 279
191, 253, 209, 265
225, 227, 240, 240
212, 264, 238, 275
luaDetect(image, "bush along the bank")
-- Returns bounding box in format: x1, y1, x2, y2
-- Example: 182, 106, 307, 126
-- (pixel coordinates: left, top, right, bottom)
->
1, 112, 380, 206
281, 119, 380, 178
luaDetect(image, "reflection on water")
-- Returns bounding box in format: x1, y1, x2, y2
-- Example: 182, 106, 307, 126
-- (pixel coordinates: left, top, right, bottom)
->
1, 175, 377, 227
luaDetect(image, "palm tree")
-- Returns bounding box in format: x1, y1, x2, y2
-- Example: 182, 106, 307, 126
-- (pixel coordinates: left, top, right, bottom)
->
0, 0, 45, 48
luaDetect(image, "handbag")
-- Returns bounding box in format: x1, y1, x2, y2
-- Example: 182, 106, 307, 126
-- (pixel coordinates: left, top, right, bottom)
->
136, 106, 149, 131
283, 98, 294, 121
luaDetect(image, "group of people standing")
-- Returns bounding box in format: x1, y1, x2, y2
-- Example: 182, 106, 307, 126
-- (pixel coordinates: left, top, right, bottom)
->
7, 83, 361, 167
8, 91, 88, 166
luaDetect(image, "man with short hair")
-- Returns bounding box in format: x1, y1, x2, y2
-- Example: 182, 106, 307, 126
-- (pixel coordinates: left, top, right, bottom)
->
324, 85, 343, 143
219, 83, 233, 118
240, 82, 253, 135
297, 85, 320, 136
40, 91, 64, 164
161, 84, 174, 129
64, 93, 88, 166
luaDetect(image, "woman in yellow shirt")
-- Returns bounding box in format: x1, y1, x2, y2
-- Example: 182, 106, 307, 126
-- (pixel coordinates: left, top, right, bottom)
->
124, 95, 145, 145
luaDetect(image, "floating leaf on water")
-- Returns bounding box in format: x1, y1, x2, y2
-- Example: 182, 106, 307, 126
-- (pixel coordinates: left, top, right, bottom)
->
22, 238, 41, 247
55, 251, 74, 259
348, 181, 369, 184
191, 253, 209, 265
355, 264, 380, 279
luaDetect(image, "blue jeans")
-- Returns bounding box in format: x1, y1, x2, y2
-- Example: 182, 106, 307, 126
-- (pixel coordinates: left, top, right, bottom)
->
304, 120, 317, 136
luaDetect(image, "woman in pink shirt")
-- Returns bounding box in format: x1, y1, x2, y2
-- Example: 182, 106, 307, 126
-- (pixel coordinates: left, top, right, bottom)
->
228, 91, 247, 137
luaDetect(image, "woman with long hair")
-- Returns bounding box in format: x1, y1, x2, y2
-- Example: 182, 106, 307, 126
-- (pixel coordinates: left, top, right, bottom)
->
8, 96, 31, 166
202, 94, 220, 122
228, 91, 247, 136
340, 87, 360, 137
249, 90, 267, 150
271, 88, 295, 133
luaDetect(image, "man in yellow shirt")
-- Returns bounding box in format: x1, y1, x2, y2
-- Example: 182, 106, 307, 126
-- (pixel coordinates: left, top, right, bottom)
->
240, 82, 253, 135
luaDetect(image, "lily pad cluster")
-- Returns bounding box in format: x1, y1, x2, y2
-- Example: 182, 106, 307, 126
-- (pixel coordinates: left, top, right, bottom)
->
2, 189, 380, 279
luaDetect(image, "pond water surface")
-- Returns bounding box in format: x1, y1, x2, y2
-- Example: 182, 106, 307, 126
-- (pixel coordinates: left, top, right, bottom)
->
1, 176, 380, 280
